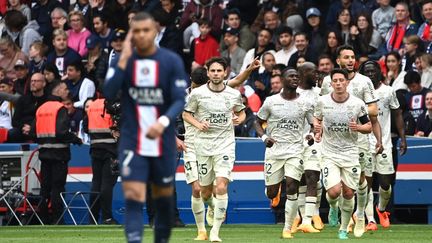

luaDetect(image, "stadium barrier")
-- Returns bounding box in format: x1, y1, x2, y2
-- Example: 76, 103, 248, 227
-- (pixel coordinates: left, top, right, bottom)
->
0, 137, 431, 225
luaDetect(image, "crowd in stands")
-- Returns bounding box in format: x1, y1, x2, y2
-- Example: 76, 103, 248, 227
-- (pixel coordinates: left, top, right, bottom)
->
0, 0, 431, 143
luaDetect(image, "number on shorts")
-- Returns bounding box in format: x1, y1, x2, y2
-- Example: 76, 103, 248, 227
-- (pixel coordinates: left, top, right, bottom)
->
184, 161, 192, 171
323, 167, 329, 178
200, 164, 208, 175
265, 163, 272, 175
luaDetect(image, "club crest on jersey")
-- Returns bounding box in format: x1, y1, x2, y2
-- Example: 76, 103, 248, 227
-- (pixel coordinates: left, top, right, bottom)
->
382, 153, 387, 158
352, 168, 358, 173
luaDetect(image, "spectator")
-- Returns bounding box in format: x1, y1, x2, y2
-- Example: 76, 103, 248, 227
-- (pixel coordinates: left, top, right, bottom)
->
93, 13, 115, 53
7, 0, 31, 21
240, 28, 274, 72
420, 53, 432, 89
234, 94, 256, 137
66, 11, 92, 57
88, 0, 113, 28
251, 0, 296, 33
415, 91, 432, 137
221, 27, 246, 75
43, 63, 61, 95
69, 0, 92, 29
326, 0, 353, 27
180, 0, 223, 39
403, 70, 430, 121
270, 74, 282, 95
13, 59, 31, 95
28, 41, 47, 75
385, 2, 418, 53
0, 78, 15, 129
323, 30, 344, 65
415, 53, 424, 74
65, 61, 95, 109
31, 0, 63, 48
317, 54, 335, 75
402, 35, 423, 71
132, 0, 161, 12
46, 29, 82, 77
85, 35, 109, 88
9, 72, 49, 142
0, 37, 28, 80
62, 94, 83, 134
274, 26, 296, 65
221, 8, 255, 52
349, 12, 382, 58
153, 8, 183, 55
2, 10, 42, 56
248, 51, 275, 101
372, 0, 395, 39
159, 0, 183, 25
108, 0, 133, 31
271, 63, 286, 76
384, 51, 407, 91
261, 10, 282, 42
417, 0, 432, 41
108, 29, 126, 67
305, 7, 326, 58
191, 18, 220, 70
50, 7, 69, 31
287, 32, 317, 68
335, 8, 353, 44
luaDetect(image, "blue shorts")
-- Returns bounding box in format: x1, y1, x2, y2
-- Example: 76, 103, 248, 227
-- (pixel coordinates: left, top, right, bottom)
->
119, 149, 177, 186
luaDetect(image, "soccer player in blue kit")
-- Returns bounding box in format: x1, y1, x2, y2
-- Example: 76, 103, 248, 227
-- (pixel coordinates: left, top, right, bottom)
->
104, 12, 188, 243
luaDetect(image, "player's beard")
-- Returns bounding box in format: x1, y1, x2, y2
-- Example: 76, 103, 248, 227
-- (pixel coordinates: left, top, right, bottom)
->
211, 78, 223, 85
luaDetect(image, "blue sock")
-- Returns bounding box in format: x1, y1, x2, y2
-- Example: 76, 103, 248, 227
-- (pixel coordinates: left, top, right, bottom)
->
154, 196, 174, 243
124, 199, 144, 243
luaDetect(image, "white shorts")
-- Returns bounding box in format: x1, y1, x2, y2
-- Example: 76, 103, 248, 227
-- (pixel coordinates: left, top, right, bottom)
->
359, 147, 373, 177
302, 143, 321, 171
264, 157, 304, 186
321, 153, 361, 191
372, 149, 395, 175
196, 153, 235, 186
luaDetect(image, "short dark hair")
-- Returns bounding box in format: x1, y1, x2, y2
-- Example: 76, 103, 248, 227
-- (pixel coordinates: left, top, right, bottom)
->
4, 10, 27, 31
318, 54, 332, 62
273, 63, 287, 71
281, 67, 297, 78
50, 80, 67, 91
278, 26, 293, 36
197, 18, 211, 27
294, 32, 308, 41
330, 68, 349, 80
259, 28, 273, 37
205, 57, 228, 70
67, 61, 84, 74
422, 0, 432, 8
191, 67, 208, 85
152, 8, 171, 26
336, 44, 355, 57
404, 70, 421, 85
226, 8, 241, 18
94, 13, 109, 24
132, 11, 154, 23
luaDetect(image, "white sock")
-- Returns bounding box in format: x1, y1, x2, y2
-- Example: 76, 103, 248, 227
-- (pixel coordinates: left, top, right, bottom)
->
378, 186, 392, 212
356, 180, 368, 219
339, 197, 355, 231
203, 194, 215, 209
303, 196, 317, 225
284, 194, 298, 231
315, 182, 322, 216
191, 196, 205, 232
298, 185, 307, 218
326, 192, 339, 209
211, 194, 228, 234
365, 189, 375, 223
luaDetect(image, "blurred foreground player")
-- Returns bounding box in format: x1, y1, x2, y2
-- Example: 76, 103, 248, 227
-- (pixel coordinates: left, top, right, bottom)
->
104, 12, 187, 243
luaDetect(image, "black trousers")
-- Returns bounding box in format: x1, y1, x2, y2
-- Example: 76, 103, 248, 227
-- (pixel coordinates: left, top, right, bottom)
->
89, 154, 118, 223
39, 159, 68, 224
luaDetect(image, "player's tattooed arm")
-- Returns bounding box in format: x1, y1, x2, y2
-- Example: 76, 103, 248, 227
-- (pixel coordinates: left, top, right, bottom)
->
392, 108, 407, 155
226, 57, 261, 87
182, 111, 209, 132
254, 117, 276, 147
313, 117, 322, 142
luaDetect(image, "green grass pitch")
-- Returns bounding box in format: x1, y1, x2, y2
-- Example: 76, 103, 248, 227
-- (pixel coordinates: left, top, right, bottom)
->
1, 224, 432, 242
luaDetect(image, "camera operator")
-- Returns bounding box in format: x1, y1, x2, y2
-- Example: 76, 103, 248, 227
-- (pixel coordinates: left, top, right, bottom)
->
83, 94, 119, 224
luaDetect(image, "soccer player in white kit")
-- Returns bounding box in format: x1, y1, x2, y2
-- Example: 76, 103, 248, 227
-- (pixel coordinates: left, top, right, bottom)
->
320, 45, 381, 237
254, 68, 315, 239
183, 57, 246, 242
183, 60, 260, 240
358, 61, 407, 230
314, 68, 372, 240
295, 62, 324, 232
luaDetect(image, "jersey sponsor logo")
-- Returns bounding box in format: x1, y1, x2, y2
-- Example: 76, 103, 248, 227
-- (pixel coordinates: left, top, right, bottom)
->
382, 153, 387, 158
207, 113, 229, 124
134, 59, 158, 87
359, 152, 364, 157
276, 119, 300, 130
328, 122, 349, 132
352, 167, 358, 173
129, 87, 164, 105
411, 94, 424, 110
223, 155, 229, 160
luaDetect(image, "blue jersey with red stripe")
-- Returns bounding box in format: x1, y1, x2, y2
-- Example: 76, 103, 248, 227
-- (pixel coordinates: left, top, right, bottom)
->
104, 48, 187, 157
